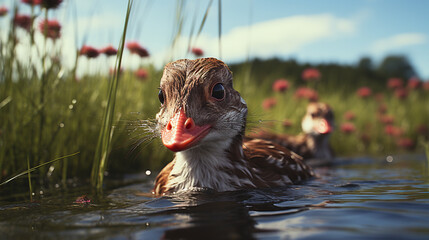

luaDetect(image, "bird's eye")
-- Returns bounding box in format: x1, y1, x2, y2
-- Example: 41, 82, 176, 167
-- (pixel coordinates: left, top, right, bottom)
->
158, 89, 165, 105
211, 83, 225, 100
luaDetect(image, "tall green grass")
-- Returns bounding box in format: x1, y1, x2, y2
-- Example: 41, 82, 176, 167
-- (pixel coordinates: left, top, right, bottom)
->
0, 0, 428, 199
233, 68, 429, 157
90, 0, 133, 192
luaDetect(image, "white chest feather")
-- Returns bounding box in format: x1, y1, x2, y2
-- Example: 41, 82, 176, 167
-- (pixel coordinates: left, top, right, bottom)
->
166, 139, 246, 192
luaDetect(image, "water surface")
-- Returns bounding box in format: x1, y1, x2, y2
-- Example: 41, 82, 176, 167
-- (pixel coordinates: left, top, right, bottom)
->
1, 154, 428, 239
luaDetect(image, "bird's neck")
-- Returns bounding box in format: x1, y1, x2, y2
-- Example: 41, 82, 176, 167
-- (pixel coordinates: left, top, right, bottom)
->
167, 134, 245, 192
307, 133, 331, 158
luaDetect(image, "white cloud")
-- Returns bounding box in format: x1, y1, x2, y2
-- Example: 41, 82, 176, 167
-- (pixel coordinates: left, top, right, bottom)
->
10, 13, 358, 76
158, 13, 357, 64
371, 33, 426, 53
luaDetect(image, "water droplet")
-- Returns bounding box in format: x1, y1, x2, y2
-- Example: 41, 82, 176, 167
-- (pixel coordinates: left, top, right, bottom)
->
55, 184, 60, 188
145, 170, 151, 176
386, 155, 393, 163
69, 104, 74, 110
59, 123, 65, 128
71, 99, 77, 104
39, 190, 44, 195
47, 166, 55, 177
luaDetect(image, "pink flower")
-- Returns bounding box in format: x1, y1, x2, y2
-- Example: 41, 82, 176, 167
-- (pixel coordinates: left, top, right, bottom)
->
340, 122, 356, 134
41, 0, 63, 9
21, 0, 41, 5
343, 111, 356, 121
387, 78, 403, 89
134, 68, 148, 80
384, 125, 402, 137
394, 88, 408, 100
14, 14, 32, 31
378, 115, 394, 125
396, 138, 415, 150
301, 68, 321, 81
100, 45, 117, 56
191, 47, 204, 57
262, 97, 277, 110
272, 79, 289, 93
126, 41, 149, 57
356, 87, 371, 98
0, 6, 8, 16
79, 45, 99, 58
407, 77, 420, 89
294, 87, 319, 102
39, 19, 61, 39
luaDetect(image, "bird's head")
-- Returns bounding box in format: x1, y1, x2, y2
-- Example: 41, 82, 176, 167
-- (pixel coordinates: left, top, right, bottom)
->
156, 58, 247, 152
301, 102, 334, 136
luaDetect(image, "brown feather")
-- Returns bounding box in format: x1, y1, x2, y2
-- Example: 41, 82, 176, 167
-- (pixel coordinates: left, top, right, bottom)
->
243, 138, 314, 185
152, 160, 175, 196
248, 102, 334, 159
152, 58, 314, 196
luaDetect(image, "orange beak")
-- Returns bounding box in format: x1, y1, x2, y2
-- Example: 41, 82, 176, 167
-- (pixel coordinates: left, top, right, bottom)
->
161, 110, 211, 152
315, 118, 332, 134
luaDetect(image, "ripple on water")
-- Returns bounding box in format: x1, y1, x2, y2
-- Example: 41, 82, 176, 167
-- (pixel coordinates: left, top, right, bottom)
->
0, 155, 428, 239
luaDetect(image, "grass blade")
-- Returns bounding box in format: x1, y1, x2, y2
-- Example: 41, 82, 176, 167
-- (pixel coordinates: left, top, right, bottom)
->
187, 0, 213, 53
186, 3, 199, 55
27, 156, 33, 201
197, 0, 213, 38
91, 0, 134, 191
170, 0, 185, 57
0, 96, 12, 110
0, 152, 80, 187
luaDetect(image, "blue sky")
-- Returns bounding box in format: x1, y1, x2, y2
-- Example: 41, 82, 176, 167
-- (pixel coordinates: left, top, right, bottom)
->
2, 0, 429, 79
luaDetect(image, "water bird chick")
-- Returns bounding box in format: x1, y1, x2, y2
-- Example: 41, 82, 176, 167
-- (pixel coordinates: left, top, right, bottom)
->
250, 102, 335, 160
153, 58, 313, 196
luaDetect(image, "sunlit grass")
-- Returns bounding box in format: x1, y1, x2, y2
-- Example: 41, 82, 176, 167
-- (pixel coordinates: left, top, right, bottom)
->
0, 0, 428, 198
90, 0, 133, 192
0, 152, 79, 186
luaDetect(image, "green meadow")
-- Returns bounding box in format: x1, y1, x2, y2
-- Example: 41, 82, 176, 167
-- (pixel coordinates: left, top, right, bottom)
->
1, 0, 428, 195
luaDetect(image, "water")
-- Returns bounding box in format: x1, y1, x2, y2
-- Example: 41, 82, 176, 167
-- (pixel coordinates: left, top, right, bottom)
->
1, 154, 428, 239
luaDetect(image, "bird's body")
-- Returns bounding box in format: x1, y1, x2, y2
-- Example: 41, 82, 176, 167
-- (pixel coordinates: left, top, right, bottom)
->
152, 58, 313, 196
250, 102, 335, 160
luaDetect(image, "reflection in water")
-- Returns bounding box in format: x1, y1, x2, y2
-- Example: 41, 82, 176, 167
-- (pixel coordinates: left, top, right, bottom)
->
138, 186, 331, 239
159, 199, 255, 239
0, 155, 428, 239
